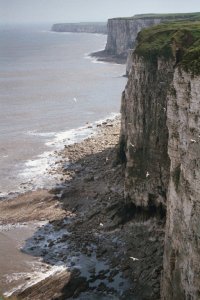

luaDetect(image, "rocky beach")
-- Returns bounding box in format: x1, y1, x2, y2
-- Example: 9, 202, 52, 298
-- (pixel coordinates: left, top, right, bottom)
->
0, 117, 164, 299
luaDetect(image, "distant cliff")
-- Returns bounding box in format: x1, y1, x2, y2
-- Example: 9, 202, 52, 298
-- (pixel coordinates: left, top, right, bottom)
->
92, 13, 200, 64
51, 22, 107, 34
119, 21, 200, 299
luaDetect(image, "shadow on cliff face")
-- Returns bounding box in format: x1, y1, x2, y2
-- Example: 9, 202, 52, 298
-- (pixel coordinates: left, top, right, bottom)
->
15, 142, 165, 300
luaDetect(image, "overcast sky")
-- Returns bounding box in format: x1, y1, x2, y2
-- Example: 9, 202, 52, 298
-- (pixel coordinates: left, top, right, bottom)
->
0, 0, 200, 24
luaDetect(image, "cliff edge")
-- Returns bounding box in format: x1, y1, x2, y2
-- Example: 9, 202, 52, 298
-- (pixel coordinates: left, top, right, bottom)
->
92, 13, 200, 65
120, 21, 200, 299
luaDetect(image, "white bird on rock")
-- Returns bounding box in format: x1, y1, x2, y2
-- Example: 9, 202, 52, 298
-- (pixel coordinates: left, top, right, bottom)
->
146, 171, 150, 178
130, 257, 139, 261
191, 139, 197, 143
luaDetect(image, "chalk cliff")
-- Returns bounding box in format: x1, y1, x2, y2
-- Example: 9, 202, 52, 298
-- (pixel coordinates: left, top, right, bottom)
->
120, 21, 200, 299
105, 17, 161, 59
121, 57, 173, 212
51, 22, 107, 34
162, 67, 200, 300
93, 13, 200, 64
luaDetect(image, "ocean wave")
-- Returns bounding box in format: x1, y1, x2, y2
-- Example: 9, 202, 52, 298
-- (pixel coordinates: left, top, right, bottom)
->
0, 155, 9, 160
26, 130, 57, 137
46, 126, 94, 148
46, 112, 119, 149
2, 113, 120, 200
18, 150, 58, 191
4, 264, 66, 298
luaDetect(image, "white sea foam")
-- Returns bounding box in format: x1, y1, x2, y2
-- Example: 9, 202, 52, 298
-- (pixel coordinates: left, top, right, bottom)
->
0, 192, 9, 198
2, 112, 119, 199
0, 223, 25, 232
0, 221, 46, 232
18, 150, 58, 191
26, 130, 56, 137
0, 155, 9, 160
9, 117, 117, 193
46, 126, 94, 148
4, 264, 67, 297
49, 111, 119, 150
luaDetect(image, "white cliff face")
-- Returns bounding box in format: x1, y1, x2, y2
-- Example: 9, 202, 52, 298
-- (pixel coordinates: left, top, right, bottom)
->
162, 69, 200, 300
120, 46, 200, 299
126, 49, 134, 76
120, 55, 173, 212
105, 18, 162, 58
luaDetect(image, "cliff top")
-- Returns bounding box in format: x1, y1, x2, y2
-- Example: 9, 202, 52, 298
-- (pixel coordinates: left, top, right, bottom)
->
135, 21, 200, 75
110, 12, 200, 21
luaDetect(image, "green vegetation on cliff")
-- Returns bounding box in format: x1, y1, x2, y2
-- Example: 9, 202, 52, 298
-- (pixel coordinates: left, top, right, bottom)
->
135, 21, 200, 75
134, 12, 200, 20
111, 12, 200, 21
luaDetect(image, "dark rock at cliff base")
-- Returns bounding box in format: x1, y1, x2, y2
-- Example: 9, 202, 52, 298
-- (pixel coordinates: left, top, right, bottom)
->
90, 50, 127, 64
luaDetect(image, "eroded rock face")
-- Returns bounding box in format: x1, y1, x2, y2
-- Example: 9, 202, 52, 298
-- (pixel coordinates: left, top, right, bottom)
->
120, 55, 173, 213
120, 43, 200, 299
162, 69, 200, 299
126, 49, 134, 76
105, 18, 162, 59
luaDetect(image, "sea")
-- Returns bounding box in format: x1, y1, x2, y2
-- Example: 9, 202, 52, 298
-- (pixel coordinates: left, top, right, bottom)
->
0, 23, 126, 198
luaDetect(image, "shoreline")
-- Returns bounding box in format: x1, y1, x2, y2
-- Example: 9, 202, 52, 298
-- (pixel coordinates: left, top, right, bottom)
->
1, 117, 164, 299
0, 117, 128, 298
0, 116, 120, 226
0, 28, 126, 202
0, 113, 120, 202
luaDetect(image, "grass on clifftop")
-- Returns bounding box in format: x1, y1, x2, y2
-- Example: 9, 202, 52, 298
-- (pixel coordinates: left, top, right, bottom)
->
134, 21, 200, 75
111, 12, 200, 21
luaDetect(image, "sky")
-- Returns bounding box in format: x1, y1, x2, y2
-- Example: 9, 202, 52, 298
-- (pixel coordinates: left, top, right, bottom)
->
0, 0, 200, 24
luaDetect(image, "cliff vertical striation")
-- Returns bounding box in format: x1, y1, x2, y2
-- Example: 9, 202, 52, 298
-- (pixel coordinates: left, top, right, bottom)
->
120, 55, 172, 213
120, 21, 200, 298
162, 68, 200, 300
105, 17, 162, 59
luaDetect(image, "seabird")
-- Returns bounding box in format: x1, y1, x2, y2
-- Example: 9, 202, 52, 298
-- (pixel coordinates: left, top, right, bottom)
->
130, 257, 139, 261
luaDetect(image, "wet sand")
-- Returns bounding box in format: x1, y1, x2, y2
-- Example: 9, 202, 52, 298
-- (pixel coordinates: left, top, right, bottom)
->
0, 223, 42, 294
0, 190, 66, 225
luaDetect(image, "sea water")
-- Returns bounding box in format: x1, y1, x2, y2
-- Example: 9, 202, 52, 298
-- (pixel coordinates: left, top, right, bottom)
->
0, 24, 126, 198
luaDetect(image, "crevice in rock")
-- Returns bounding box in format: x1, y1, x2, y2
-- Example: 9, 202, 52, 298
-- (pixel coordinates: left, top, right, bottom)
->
108, 199, 166, 226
